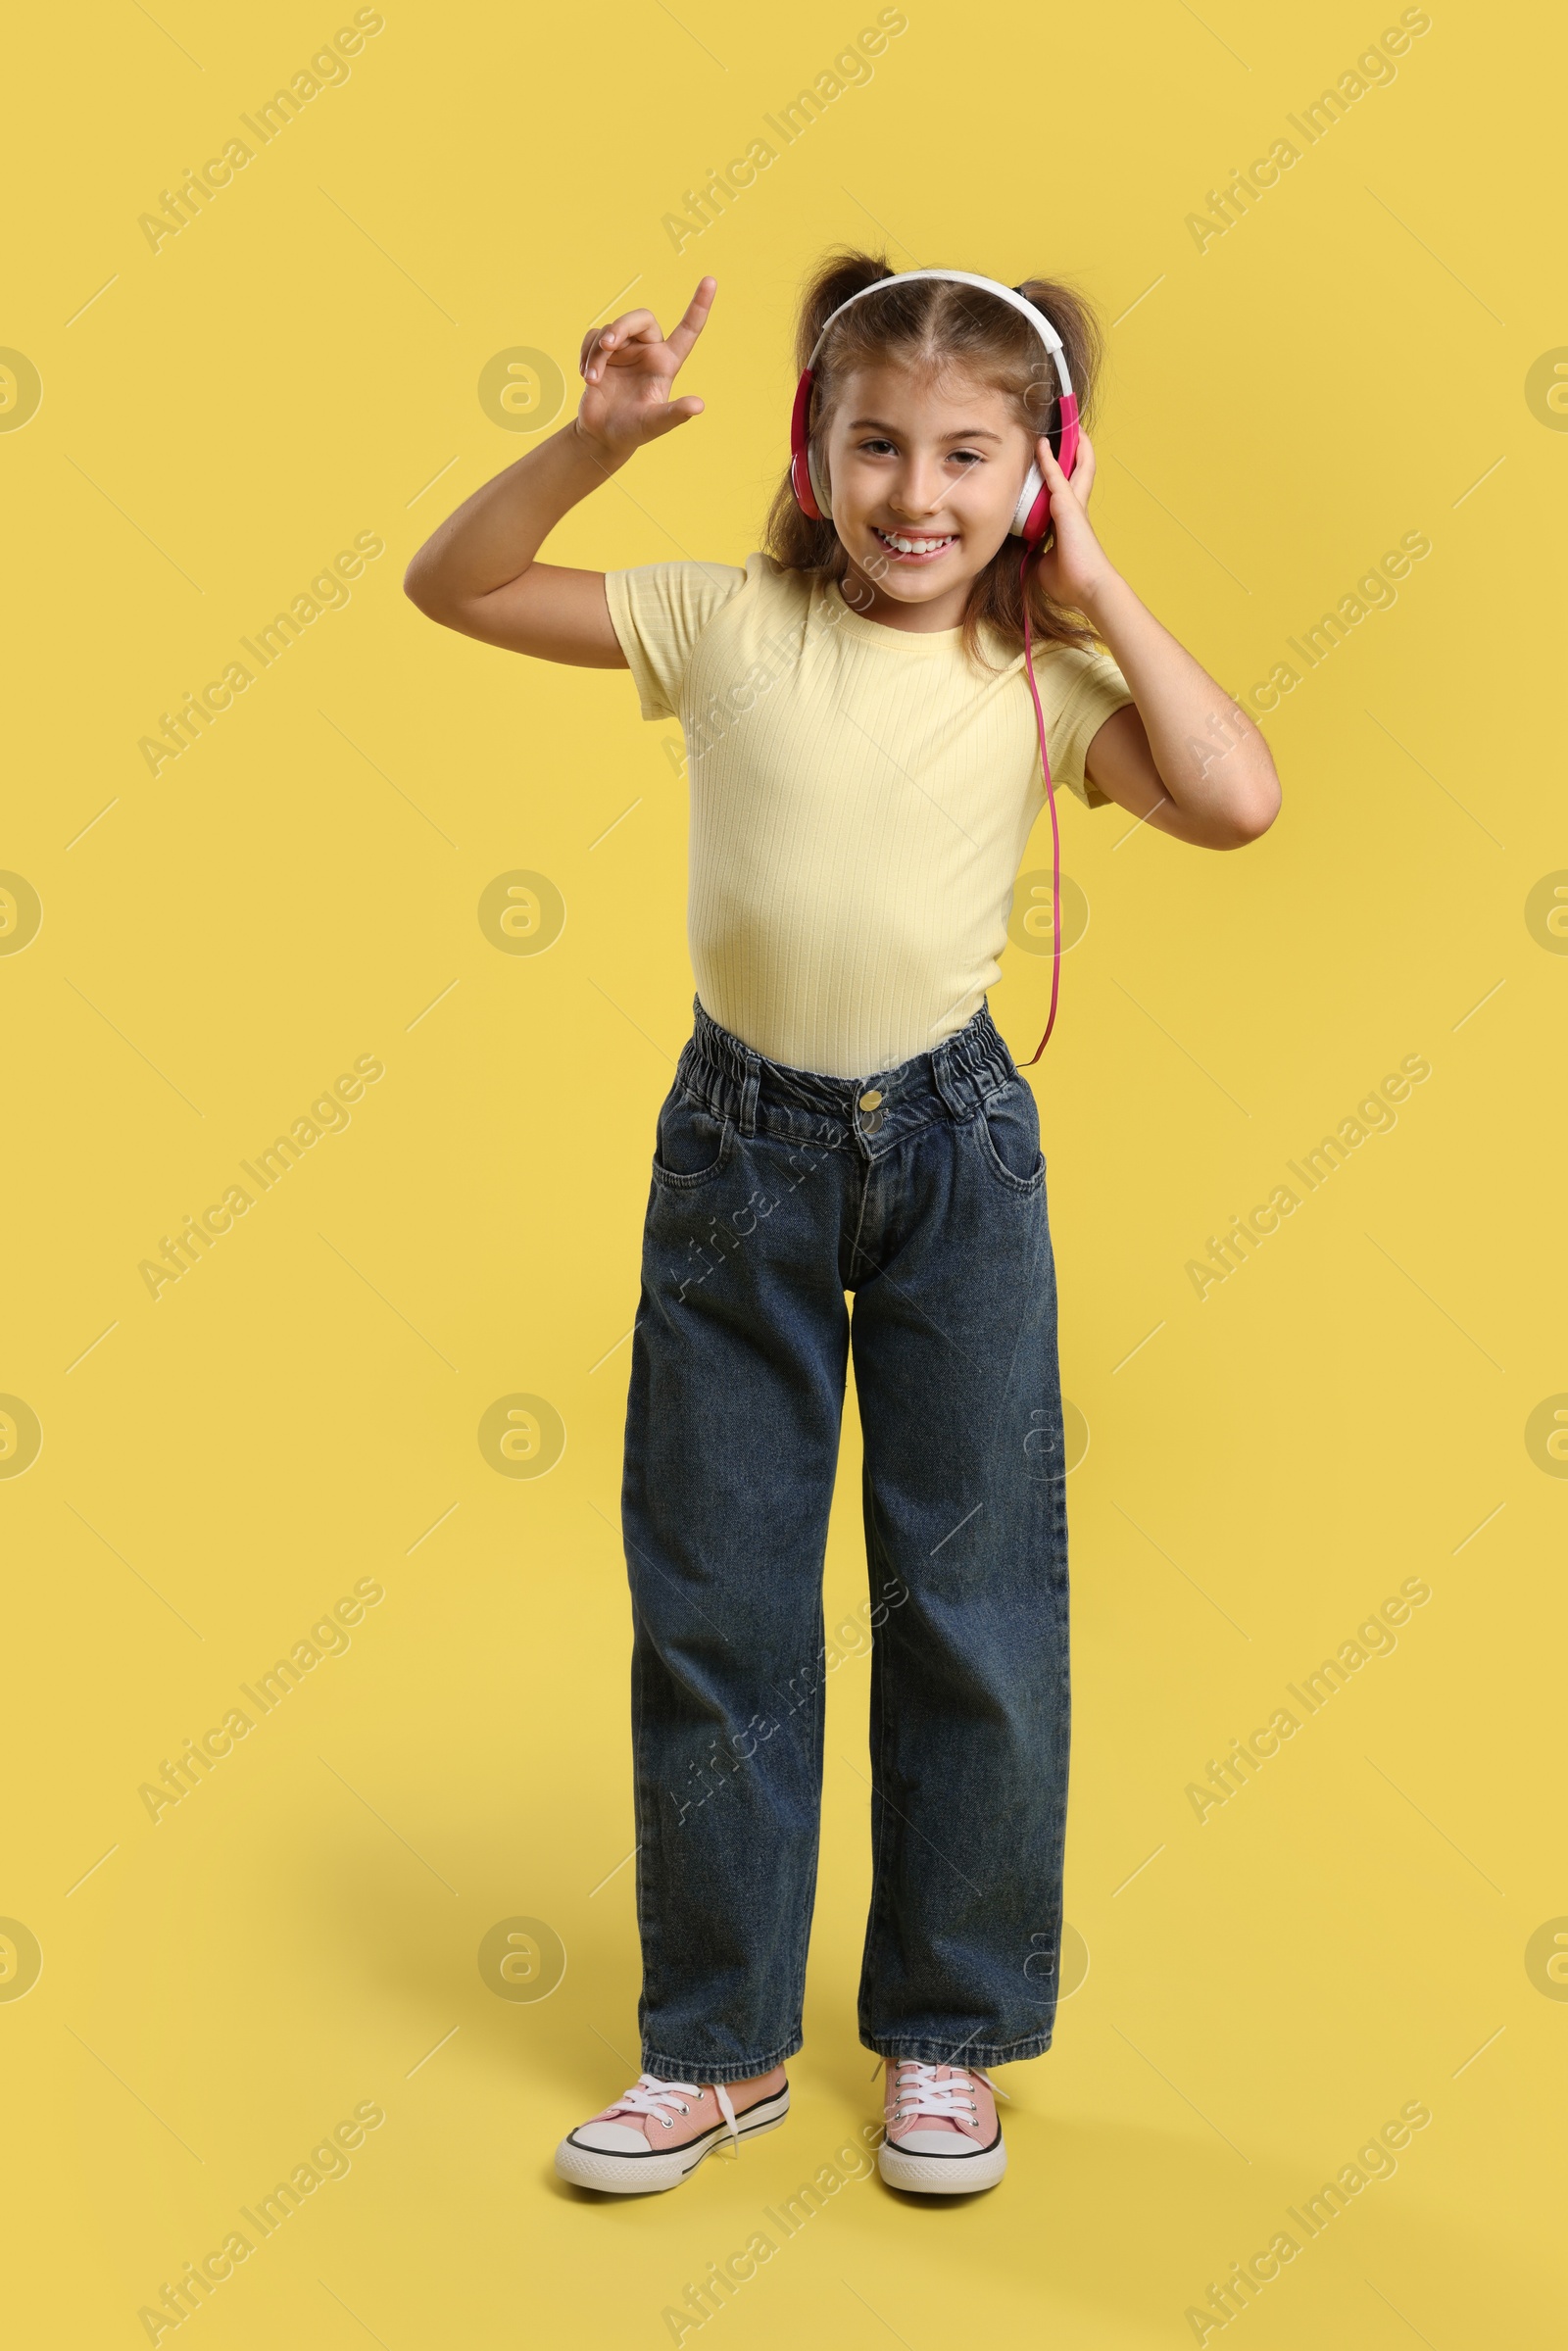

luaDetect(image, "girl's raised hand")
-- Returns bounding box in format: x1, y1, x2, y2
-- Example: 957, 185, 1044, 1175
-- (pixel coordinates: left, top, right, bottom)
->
575, 278, 716, 465
1031, 431, 1115, 610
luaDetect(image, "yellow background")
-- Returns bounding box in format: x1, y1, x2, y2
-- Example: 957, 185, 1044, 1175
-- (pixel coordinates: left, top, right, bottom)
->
4, 0, 1564, 2342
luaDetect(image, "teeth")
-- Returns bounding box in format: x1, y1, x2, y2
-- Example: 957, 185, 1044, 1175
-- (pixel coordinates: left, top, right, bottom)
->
876, 529, 955, 555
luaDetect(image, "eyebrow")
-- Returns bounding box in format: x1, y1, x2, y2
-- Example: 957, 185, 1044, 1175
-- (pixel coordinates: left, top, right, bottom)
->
846, 416, 1004, 442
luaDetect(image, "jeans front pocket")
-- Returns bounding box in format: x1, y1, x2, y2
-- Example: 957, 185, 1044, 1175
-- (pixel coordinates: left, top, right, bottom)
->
975, 1079, 1046, 1196
652, 1082, 735, 1190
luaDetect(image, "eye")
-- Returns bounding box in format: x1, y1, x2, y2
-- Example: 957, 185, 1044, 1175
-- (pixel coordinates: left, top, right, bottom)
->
858, 436, 898, 456
948, 448, 985, 467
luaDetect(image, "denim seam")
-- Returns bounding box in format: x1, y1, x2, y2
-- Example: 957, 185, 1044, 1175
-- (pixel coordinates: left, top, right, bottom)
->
843, 1147, 878, 1290
650, 1137, 734, 1192
784, 1589, 828, 2050
628, 1592, 656, 2061
641, 2033, 802, 2086
861, 2031, 1054, 2063
858, 1467, 894, 2044
973, 1096, 1048, 1199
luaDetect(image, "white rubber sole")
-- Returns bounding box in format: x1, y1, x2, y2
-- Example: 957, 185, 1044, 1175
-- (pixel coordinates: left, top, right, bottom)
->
556, 2087, 790, 2194
878, 2128, 1007, 2194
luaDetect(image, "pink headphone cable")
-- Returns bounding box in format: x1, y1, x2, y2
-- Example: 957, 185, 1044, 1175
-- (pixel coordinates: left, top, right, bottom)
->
1016, 542, 1061, 1069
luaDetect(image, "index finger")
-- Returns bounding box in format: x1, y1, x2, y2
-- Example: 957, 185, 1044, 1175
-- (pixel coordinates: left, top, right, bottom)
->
591, 307, 665, 356
665, 277, 717, 364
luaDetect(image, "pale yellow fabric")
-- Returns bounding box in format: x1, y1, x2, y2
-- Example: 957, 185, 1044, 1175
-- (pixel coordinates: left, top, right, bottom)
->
604, 552, 1134, 1078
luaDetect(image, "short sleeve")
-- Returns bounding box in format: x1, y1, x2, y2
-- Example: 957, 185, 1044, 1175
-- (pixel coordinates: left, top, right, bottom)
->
604, 560, 749, 721
1038, 645, 1137, 810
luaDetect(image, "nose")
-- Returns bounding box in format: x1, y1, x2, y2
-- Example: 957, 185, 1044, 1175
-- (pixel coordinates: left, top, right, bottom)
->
889, 456, 945, 519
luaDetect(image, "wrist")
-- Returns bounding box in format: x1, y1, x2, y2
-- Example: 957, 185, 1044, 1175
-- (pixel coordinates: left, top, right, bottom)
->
1070, 561, 1125, 623
571, 416, 631, 475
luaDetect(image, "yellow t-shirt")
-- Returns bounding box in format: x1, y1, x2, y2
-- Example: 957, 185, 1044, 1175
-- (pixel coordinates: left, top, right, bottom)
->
605, 552, 1134, 1079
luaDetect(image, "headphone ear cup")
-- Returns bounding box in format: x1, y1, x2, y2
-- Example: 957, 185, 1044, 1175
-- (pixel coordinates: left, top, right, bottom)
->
807, 441, 831, 520
1011, 463, 1045, 538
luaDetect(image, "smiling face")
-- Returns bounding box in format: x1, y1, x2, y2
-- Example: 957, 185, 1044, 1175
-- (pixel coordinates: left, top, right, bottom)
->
818, 360, 1036, 631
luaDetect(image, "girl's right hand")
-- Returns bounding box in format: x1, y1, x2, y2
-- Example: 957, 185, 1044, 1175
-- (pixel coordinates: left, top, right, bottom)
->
575, 278, 716, 465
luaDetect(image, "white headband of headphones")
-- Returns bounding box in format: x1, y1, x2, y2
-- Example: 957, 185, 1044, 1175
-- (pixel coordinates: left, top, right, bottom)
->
806, 268, 1073, 395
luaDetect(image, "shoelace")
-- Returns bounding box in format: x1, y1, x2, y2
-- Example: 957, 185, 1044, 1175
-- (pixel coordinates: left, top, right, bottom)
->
606, 2074, 741, 2149
890, 2060, 1011, 2127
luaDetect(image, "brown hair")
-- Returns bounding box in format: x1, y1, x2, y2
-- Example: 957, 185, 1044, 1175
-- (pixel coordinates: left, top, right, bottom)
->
762, 248, 1104, 668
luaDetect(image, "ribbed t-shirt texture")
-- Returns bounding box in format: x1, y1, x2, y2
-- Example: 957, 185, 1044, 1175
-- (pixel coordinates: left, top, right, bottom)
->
604, 552, 1134, 1079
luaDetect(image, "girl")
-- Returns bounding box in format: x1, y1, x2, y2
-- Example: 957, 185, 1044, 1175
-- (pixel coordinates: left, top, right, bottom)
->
406, 254, 1279, 2198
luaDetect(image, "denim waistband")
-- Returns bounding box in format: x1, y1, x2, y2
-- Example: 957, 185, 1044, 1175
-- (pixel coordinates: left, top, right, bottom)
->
676, 994, 1018, 1147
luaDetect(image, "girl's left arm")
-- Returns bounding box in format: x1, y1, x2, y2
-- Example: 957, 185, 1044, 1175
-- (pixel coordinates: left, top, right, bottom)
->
1034, 437, 1281, 850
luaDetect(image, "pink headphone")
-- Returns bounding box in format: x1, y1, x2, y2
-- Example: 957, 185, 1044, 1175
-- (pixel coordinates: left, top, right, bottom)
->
788, 269, 1082, 1066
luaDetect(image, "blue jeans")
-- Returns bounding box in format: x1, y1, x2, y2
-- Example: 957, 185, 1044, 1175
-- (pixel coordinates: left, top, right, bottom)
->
622, 995, 1071, 2083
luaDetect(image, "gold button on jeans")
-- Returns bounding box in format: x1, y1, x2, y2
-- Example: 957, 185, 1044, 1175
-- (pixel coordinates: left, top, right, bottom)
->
859, 1090, 883, 1110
